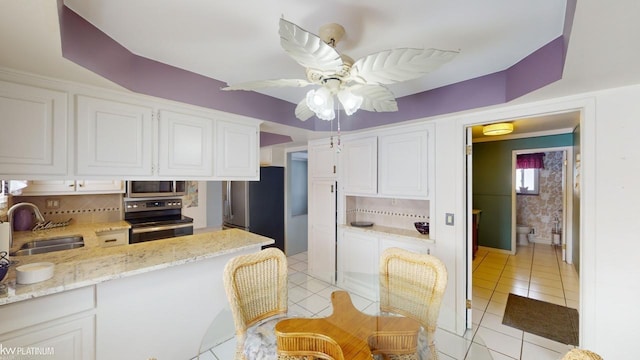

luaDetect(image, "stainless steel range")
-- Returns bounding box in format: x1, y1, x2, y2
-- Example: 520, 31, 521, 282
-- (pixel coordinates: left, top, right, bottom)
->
124, 198, 194, 244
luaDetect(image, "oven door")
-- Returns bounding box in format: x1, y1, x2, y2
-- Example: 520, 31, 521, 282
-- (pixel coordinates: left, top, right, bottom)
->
129, 223, 193, 244
126, 181, 187, 198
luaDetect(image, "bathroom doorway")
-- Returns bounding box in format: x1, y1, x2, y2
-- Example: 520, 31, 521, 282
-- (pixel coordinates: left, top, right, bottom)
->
512, 147, 574, 263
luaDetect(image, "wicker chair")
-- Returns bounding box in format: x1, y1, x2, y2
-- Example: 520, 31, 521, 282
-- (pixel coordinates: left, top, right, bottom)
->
378, 247, 448, 360
223, 248, 289, 360
561, 349, 603, 360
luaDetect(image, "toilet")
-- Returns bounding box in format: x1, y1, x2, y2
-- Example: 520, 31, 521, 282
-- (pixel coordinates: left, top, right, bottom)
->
516, 225, 531, 246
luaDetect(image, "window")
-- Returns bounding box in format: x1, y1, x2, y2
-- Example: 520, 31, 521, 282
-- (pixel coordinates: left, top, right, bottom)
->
516, 168, 540, 195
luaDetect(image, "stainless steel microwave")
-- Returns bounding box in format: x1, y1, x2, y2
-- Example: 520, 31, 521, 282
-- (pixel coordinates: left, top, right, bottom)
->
125, 181, 186, 198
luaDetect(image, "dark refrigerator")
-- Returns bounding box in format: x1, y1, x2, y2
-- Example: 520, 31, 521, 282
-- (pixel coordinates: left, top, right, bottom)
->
222, 166, 285, 252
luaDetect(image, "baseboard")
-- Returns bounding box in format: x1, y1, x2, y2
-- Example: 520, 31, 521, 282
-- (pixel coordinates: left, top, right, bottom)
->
478, 245, 513, 255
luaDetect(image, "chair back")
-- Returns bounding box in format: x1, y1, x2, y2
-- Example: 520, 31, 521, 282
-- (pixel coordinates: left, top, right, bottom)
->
561, 349, 603, 360
379, 247, 448, 333
223, 248, 288, 337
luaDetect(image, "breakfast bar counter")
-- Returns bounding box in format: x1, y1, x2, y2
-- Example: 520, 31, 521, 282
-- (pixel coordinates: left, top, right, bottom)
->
0, 225, 273, 360
1, 225, 273, 305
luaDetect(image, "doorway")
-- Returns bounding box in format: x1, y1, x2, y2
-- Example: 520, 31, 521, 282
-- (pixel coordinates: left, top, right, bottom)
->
285, 150, 308, 255
466, 112, 581, 353
512, 147, 573, 264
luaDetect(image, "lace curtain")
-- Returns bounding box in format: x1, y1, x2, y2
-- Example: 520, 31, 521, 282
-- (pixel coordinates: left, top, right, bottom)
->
516, 153, 545, 169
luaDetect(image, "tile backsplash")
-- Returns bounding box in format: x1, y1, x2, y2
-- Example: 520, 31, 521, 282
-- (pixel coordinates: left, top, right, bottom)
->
346, 196, 429, 230
10, 194, 123, 225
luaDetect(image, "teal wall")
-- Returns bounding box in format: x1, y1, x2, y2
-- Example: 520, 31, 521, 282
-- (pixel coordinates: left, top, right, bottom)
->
473, 134, 573, 251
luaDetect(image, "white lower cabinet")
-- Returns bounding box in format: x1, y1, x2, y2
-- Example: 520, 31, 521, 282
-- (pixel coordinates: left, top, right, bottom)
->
337, 229, 379, 300
337, 228, 434, 301
0, 287, 96, 360
0, 314, 95, 360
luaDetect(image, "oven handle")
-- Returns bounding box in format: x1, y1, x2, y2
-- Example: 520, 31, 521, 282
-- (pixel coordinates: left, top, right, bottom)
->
131, 223, 193, 234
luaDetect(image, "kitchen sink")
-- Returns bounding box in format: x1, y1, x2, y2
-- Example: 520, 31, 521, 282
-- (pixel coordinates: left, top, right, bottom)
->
11, 235, 84, 256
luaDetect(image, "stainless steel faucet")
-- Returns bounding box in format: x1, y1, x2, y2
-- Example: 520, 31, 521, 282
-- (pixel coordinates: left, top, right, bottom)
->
6, 202, 46, 248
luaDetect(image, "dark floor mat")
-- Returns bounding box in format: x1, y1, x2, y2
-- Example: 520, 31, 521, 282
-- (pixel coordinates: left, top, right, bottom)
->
502, 293, 579, 345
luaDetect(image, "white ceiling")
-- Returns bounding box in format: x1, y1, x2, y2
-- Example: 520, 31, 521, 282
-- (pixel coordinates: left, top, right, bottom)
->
64, 0, 566, 104
1, 1, 639, 143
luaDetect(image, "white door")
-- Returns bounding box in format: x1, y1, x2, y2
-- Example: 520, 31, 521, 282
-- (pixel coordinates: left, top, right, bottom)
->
308, 179, 336, 284
465, 127, 473, 329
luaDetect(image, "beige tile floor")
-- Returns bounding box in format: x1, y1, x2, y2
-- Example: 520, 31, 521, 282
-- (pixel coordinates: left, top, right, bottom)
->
198, 243, 579, 360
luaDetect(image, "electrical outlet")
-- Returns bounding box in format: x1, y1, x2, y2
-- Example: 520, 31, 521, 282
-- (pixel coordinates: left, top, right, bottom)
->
45, 198, 60, 209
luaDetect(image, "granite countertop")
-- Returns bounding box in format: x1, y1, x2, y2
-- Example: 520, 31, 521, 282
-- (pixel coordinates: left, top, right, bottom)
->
1, 223, 273, 305
340, 223, 433, 243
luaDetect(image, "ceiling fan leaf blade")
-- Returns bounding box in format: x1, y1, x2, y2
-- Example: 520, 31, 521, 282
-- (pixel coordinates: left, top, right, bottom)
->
222, 78, 312, 91
279, 18, 344, 73
351, 48, 458, 84
295, 99, 315, 121
350, 84, 398, 112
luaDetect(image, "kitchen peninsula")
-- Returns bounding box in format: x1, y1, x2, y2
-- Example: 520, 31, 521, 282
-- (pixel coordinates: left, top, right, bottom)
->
0, 225, 273, 360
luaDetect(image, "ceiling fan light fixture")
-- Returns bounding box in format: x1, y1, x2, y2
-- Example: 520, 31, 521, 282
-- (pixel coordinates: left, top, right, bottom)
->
306, 88, 335, 121
337, 89, 363, 116
483, 123, 514, 136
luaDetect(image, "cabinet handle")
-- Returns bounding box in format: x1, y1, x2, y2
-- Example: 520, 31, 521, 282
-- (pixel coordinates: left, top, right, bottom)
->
104, 239, 117, 243
68, 184, 74, 187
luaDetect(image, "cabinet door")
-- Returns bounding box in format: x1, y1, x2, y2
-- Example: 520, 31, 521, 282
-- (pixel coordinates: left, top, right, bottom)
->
342, 136, 377, 195
378, 127, 430, 198
308, 179, 336, 284
337, 229, 378, 300
0, 81, 68, 176
0, 314, 95, 360
308, 139, 336, 179
76, 95, 153, 177
379, 236, 432, 255
215, 119, 259, 179
75, 180, 124, 193
158, 109, 213, 177
21, 180, 76, 194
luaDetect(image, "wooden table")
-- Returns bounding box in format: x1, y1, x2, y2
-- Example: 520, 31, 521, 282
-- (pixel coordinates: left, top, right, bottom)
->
275, 291, 420, 359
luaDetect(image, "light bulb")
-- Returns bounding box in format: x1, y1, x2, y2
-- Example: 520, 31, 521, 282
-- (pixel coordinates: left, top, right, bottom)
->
337, 89, 363, 116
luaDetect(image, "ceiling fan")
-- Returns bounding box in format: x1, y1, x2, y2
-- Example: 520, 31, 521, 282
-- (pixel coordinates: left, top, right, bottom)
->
222, 18, 459, 121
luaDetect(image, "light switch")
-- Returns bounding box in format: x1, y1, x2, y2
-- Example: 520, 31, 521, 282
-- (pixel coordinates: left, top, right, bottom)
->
445, 213, 454, 226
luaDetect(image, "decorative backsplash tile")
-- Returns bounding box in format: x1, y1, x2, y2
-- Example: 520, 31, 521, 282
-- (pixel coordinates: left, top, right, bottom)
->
346, 196, 429, 230
10, 194, 123, 225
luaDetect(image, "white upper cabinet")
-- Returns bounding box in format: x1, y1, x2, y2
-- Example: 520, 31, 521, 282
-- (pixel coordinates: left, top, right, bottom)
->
0, 71, 262, 180
76, 95, 154, 177
214, 118, 259, 179
158, 109, 213, 177
378, 124, 432, 199
308, 139, 337, 179
0, 80, 68, 177
341, 136, 377, 195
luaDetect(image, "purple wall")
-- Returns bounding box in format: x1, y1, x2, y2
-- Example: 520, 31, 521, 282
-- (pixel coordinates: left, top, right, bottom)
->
57, 2, 574, 138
